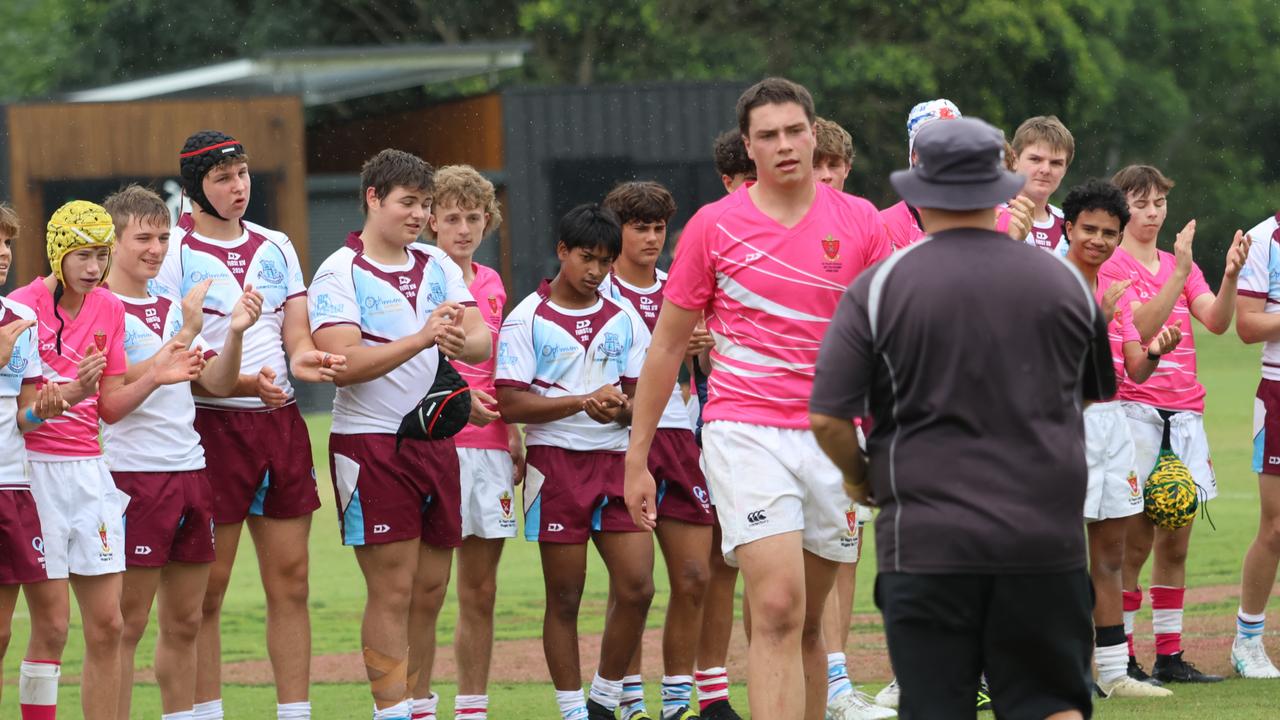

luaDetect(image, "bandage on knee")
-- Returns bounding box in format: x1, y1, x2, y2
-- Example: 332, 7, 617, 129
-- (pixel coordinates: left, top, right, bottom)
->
363, 647, 409, 703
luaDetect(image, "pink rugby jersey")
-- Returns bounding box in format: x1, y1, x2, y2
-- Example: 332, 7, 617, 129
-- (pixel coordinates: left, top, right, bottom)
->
996, 203, 1067, 256
453, 263, 510, 452
495, 282, 646, 452
1099, 246, 1213, 412
1097, 280, 1142, 385
10, 278, 127, 459
600, 270, 693, 431
664, 182, 891, 429
309, 234, 475, 436
154, 214, 307, 410
102, 293, 216, 472
880, 200, 925, 251
0, 296, 40, 488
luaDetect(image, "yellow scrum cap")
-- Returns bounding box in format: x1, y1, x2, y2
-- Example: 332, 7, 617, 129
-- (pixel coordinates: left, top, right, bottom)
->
46, 200, 115, 285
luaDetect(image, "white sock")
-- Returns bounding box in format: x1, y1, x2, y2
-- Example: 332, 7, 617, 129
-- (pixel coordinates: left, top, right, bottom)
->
18, 659, 60, 714
1095, 642, 1129, 684
162, 712, 196, 720
374, 700, 412, 720
660, 674, 694, 718
826, 652, 854, 702
556, 688, 588, 720
454, 693, 488, 719
278, 700, 312, 719
193, 699, 224, 720
588, 673, 624, 710
412, 692, 440, 719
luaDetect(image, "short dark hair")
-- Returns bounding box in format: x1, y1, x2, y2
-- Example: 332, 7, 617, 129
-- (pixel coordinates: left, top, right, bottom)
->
359, 149, 434, 216
1111, 164, 1175, 200
736, 77, 815, 136
713, 128, 755, 179
1062, 179, 1130, 233
558, 203, 622, 259
602, 181, 676, 225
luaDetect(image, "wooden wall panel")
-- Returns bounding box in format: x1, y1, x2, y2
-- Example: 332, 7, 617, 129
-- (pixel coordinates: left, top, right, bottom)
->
308, 94, 503, 173
7, 96, 307, 282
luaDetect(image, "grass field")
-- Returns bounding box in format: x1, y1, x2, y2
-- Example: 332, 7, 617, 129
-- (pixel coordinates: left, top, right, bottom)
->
4, 323, 1280, 717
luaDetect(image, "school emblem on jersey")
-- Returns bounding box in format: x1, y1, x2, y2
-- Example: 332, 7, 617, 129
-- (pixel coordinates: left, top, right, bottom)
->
822, 234, 841, 261
257, 259, 285, 285
429, 282, 446, 304
499, 491, 513, 519
1127, 471, 1140, 499
488, 294, 499, 315
599, 332, 622, 359
7, 352, 26, 374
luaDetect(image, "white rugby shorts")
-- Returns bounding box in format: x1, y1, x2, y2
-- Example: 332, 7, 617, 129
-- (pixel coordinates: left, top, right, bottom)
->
28, 457, 127, 578
1082, 402, 1143, 522
457, 447, 518, 539
1123, 402, 1217, 503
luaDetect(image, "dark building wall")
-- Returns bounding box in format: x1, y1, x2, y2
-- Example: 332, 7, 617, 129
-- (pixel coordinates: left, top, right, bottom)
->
502, 81, 744, 301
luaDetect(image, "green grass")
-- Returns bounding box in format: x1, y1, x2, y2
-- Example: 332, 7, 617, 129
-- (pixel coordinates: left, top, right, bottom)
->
3, 323, 1278, 717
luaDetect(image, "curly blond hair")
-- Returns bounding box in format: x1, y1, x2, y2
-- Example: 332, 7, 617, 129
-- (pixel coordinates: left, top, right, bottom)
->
429, 165, 502, 236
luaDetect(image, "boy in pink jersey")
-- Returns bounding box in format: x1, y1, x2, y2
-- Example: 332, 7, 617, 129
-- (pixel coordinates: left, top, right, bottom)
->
624, 78, 891, 720
0, 203, 72, 719
1098, 165, 1249, 685
601, 181, 714, 720
12, 200, 204, 720
1062, 180, 1180, 700
310, 150, 489, 720
995, 116, 1074, 254
102, 185, 266, 720
426, 164, 522, 720
155, 131, 343, 720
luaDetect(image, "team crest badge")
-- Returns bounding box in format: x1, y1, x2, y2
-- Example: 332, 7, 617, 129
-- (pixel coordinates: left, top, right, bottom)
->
488, 294, 499, 315
845, 507, 859, 536
257, 259, 285, 285
98, 522, 111, 554
822, 234, 840, 261
499, 491, 513, 519
1127, 472, 1140, 498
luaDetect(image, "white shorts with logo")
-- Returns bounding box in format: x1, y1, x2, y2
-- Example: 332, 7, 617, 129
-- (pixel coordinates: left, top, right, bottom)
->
701, 421, 859, 566
28, 457, 127, 578
458, 447, 517, 539
1083, 402, 1142, 522
1123, 402, 1218, 503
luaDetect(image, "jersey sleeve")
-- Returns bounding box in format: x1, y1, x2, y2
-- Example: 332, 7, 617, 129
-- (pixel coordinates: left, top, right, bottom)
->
281, 236, 308, 299
1116, 288, 1142, 346
103, 301, 128, 377
663, 209, 716, 312
1239, 223, 1273, 299
1184, 261, 1213, 304
308, 259, 361, 332
21, 323, 40, 383
440, 253, 476, 306
862, 206, 893, 267
810, 275, 875, 418
620, 306, 648, 386
494, 304, 536, 390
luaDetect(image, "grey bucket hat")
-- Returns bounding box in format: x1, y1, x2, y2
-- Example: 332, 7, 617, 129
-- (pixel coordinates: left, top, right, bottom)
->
890, 117, 1025, 211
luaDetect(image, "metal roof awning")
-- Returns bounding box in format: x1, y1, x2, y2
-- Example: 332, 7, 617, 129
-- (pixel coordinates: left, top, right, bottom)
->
64, 42, 529, 106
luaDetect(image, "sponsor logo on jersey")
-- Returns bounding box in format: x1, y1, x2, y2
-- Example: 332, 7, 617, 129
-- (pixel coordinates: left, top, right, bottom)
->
314, 294, 346, 317
499, 491, 513, 519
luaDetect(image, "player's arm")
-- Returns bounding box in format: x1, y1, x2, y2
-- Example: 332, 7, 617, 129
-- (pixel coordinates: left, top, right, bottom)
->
809, 283, 877, 505
1189, 230, 1250, 335
613, 382, 637, 426
283, 296, 344, 383
15, 380, 68, 433
496, 386, 593, 424
312, 301, 459, 387
455, 306, 491, 364
1131, 223, 1195, 342
199, 287, 265, 396
98, 342, 204, 424
1122, 325, 1183, 385
1237, 295, 1280, 344
811, 414, 868, 500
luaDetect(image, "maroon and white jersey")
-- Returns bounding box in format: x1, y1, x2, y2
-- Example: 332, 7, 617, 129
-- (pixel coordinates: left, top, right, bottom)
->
495, 282, 647, 452
599, 270, 692, 432
0, 296, 40, 489
997, 203, 1067, 256
102, 293, 216, 472
308, 235, 475, 435
154, 215, 307, 410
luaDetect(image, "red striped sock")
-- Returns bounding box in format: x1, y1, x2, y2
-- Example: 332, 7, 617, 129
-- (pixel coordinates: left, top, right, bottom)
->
1151, 585, 1185, 656
695, 667, 729, 711
1122, 588, 1142, 658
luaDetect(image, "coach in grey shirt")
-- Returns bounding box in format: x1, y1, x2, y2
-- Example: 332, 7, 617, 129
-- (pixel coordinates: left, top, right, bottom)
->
810, 117, 1114, 720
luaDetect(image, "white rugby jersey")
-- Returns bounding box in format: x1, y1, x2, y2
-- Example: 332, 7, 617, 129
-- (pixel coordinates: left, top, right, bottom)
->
495, 282, 647, 452
101, 294, 215, 472
1240, 213, 1280, 380
599, 271, 693, 432
154, 214, 307, 410
0, 296, 40, 489
309, 234, 475, 435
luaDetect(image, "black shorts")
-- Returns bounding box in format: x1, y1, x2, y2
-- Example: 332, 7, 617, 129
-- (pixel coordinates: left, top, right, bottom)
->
875, 570, 1093, 719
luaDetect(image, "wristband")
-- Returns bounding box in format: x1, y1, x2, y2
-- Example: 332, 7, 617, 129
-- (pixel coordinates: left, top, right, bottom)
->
1147, 350, 1161, 362
23, 407, 44, 425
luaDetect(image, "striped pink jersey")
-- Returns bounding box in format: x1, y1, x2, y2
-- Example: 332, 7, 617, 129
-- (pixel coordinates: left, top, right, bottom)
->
664, 183, 891, 428
880, 201, 925, 251
1099, 247, 1213, 412
453, 263, 509, 452
10, 278, 127, 459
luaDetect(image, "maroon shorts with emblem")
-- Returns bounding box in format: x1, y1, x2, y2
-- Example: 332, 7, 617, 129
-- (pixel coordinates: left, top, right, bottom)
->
193, 403, 321, 523
651, 428, 714, 526
112, 470, 216, 567
523, 445, 640, 544
328, 433, 462, 549
0, 490, 48, 585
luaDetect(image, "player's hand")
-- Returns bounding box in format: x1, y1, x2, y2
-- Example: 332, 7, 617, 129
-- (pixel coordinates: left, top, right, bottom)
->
583, 385, 626, 423
229, 284, 265, 334
291, 350, 347, 383
150, 340, 204, 385
686, 325, 714, 357
1100, 279, 1132, 323
1224, 230, 1251, 280
179, 279, 213, 340
843, 475, 872, 506
0, 319, 34, 368
624, 456, 658, 531
1148, 325, 1183, 357
509, 433, 526, 486
33, 382, 69, 420
419, 302, 465, 354
256, 366, 288, 408
1004, 195, 1035, 241
1173, 220, 1195, 279
468, 388, 501, 427
73, 344, 108, 397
